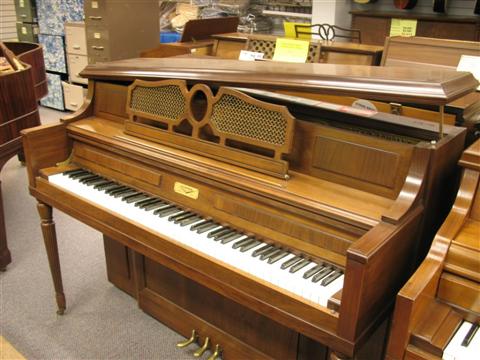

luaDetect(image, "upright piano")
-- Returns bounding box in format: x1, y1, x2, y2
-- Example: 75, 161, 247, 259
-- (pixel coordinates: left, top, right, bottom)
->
0, 42, 43, 270
22, 58, 477, 358
386, 139, 480, 360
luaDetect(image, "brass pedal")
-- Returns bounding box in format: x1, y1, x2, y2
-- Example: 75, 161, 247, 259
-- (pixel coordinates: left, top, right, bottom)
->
207, 344, 222, 360
193, 337, 210, 357
176, 330, 198, 348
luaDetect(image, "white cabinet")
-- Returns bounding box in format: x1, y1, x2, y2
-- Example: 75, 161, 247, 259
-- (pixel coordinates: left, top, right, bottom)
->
62, 82, 87, 111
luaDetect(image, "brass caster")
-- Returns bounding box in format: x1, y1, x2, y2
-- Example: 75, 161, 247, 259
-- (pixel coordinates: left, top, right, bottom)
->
193, 337, 210, 357
207, 344, 222, 360
176, 330, 198, 348
56, 308, 65, 315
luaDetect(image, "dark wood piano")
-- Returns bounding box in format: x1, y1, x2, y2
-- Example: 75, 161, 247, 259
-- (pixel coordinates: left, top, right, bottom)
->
0, 42, 43, 270
22, 58, 477, 358
386, 139, 480, 360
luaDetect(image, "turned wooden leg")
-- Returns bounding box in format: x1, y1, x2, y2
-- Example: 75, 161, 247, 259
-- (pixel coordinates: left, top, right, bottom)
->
0, 181, 12, 271
37, 202, 66, 315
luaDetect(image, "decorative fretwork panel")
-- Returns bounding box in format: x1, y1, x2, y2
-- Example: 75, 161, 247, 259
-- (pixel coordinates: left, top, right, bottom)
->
211, 94, 288, 146
126, 80, 295, 179
130, 84, 186, 122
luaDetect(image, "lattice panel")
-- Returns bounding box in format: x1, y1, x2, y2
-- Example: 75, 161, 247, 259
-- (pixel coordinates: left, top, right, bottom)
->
130, 85, 186, 121
247, 38, 319, 63
211, 94, 287, 146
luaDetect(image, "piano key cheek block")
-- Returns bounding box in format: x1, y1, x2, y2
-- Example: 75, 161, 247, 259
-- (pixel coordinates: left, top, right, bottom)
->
21, 58, 475, 359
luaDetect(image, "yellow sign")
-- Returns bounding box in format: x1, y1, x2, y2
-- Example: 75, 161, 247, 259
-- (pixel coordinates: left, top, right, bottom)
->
174, 182, 199, 200
389, 19, 417, 37
272, 38, 309, 63
284, 22, 311, 39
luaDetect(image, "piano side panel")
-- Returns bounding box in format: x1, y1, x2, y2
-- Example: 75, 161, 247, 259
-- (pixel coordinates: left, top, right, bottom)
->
22, 123, 70, 187
103, 235, 136, 298
339, 206, 424, 344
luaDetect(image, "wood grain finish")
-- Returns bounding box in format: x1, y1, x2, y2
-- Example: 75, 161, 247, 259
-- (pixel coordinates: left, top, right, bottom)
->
351, 11, 480, 46
23, 61, 473, 358
0, 41, 42, 270
386, 139, 480, 359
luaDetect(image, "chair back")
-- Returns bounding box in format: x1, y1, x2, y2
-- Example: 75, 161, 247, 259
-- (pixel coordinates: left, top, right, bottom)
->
295, 24, 362, 43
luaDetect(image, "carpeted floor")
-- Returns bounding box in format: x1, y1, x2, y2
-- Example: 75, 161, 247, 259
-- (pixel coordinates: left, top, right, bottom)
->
0, 107, 196, 359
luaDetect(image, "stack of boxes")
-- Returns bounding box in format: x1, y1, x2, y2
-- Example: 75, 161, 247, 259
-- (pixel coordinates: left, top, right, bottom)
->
36, 0, 84, 110
14, 0, 39, 43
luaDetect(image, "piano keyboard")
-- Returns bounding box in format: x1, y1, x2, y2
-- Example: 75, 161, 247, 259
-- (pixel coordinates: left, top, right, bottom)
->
443, 321, 479, 360
48, 169, 345, 307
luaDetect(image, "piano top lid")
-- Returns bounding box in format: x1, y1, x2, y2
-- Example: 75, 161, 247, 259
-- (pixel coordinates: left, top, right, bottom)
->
80, 57, 479, 105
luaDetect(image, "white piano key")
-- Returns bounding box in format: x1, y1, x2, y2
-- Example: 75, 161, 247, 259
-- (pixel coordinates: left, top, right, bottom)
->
443, 321, 479, 360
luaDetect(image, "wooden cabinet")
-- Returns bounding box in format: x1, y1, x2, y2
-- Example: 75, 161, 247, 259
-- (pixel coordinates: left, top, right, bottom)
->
84, 0, 159, 64
351, 10, 480, 46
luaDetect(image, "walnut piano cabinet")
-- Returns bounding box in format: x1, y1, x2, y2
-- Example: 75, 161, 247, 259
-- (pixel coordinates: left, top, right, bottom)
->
22, 59, 477, 359
0, 42, 43, 270
386, 139, 480, 360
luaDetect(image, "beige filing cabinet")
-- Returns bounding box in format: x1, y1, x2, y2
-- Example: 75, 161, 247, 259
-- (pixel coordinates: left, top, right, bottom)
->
65, 22, 88, 85
84, 0, 160, 64
62, 82, 87, 112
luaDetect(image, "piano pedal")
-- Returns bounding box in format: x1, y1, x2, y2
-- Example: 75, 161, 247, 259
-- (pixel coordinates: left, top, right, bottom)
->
207, 344, 222, 360
176, 329, 198, 348
193, 337, 210, 357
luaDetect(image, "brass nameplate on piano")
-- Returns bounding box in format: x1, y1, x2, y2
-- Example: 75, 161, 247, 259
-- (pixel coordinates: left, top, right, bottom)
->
174, 182, 199, 200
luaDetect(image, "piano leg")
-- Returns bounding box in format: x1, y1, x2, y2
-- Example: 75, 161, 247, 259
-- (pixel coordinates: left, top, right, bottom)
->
0, 181, 12, 271
37, 202, 66, 315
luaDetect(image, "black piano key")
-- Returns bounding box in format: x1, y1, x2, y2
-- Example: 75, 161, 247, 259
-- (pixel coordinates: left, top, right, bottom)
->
108, 186, 130, 195
267, 251, 289, 264
69, 170, 90, 178
461, 322, 479, 347
303, 264, 323, 279
232, 237, 254, 249
143, 202, 168, 211
190, 220, 211, 231
311, 267, 333, 283
80, 175, 101, 184
259, 247, 280, 261
280, 255, 302, 270
94, 181, 115, 190
289, 259, 311, 273
239, 240, 262, 252
153, 204, 175, 215
85, 177, 107, 186
320, 270, 342, 286
156, 206, 181, 218
135, 198, 160, 209
125, 194, 149, 204
114, 189, 136, 198
214, 229, 237, 241
74, 173, 95, 181
121, 191, 142, 201
63, 168, 85, 175
195, 222, 219, 234
179, 216, 203, 227
174, 213, 198, 224
207, 227, 230, 239
169, 211, 192, 222
252, 244, 273, 257
220, 233, 243, 244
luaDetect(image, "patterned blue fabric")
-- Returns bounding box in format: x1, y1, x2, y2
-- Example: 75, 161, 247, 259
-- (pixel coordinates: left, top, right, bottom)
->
38, 0, 84, 36
38, 34, 67, 73
40, 72, 65, 110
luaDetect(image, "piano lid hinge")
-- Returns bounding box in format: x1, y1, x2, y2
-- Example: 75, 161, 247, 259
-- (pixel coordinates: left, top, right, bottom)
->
55, 151, 73, 167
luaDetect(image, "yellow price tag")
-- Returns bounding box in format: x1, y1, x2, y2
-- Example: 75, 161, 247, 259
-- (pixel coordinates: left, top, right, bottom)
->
389, 19, 417, 37
284, 22, 311, 39
272, 38, 309, 63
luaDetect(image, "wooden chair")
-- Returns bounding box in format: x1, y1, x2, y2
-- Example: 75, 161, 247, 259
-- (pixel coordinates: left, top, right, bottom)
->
295, 24, 362, 43
245, 34, 321, 63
